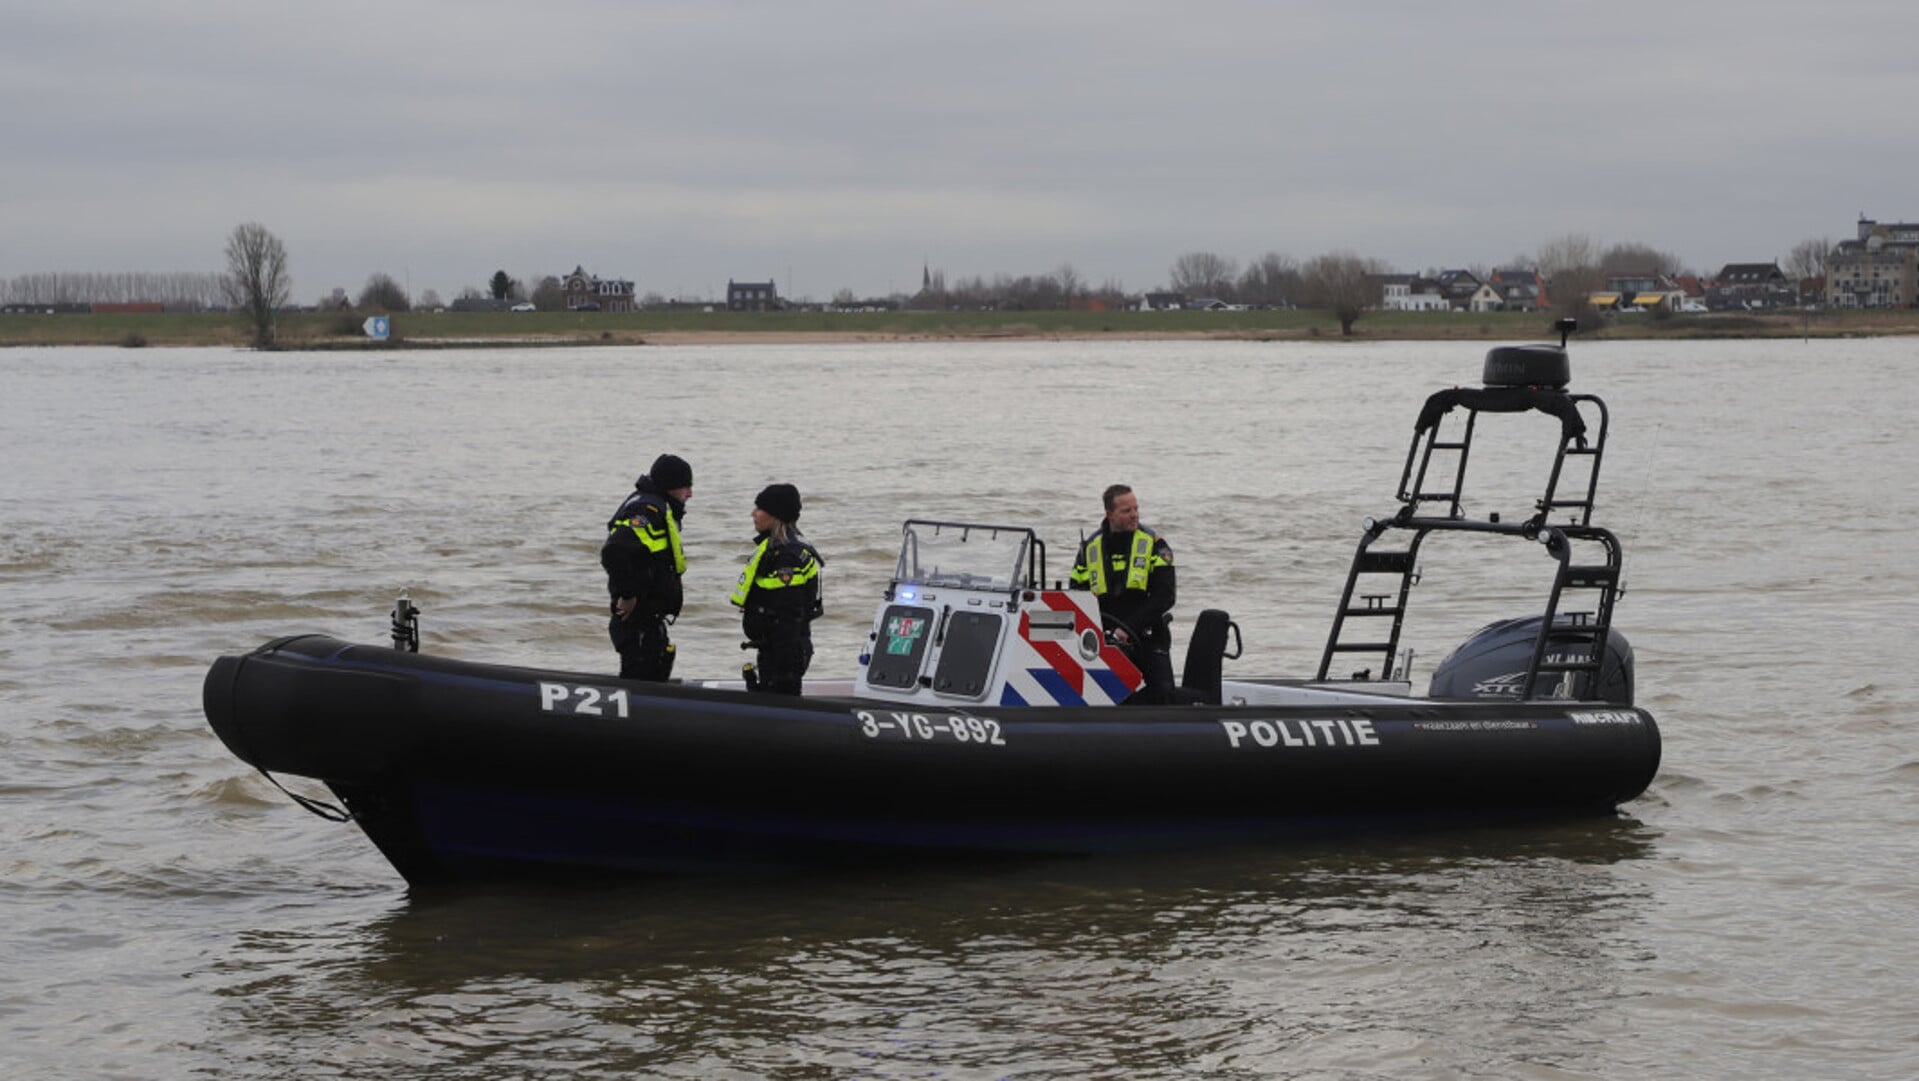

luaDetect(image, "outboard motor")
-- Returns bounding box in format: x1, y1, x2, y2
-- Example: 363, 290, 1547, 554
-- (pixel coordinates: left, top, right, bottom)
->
1428, 615, 1633, 705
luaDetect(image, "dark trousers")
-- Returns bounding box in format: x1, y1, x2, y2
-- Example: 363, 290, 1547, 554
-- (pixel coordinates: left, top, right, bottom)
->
748, 615, 813, 695
1115, 619, 1175, 704
610, 610, 673, 681
1123, 644, 1176, 705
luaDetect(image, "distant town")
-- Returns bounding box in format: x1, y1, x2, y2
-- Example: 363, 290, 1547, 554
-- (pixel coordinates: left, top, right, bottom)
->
3, 215, 1914, 321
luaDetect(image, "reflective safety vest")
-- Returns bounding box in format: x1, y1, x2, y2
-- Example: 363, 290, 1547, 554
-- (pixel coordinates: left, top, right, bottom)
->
611, 495, 686, 574
730, 535, 822, 607
1075, 527, 1164, 596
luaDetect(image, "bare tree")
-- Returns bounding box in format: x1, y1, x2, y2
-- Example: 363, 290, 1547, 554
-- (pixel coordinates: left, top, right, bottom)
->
1784, 237, 1834, 284
1238, 252, 1301, 308
530, 275, 564, 311
1535, 232, 1604, 321
222, 222, 292, 349
930, 267, 1086, 310
357, 272, 411, 312
1535, 233, 1599, 281
946, 274, 985, 309
1054, 263, 1082, 308
418, 288, 443, 310
1168, 251, 1239, 300
1599, 241, 1686, 279
1300, 251, 1386, 335
2, 270, 225, 309
1019, 273, 1064, 310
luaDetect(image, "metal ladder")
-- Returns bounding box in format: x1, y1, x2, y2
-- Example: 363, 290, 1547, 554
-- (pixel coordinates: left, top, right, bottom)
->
1525, 523, 1623, 698
1316, 390, 1621, 698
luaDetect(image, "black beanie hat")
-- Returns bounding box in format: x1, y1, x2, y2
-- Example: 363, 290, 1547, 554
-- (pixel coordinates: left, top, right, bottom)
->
755, 483, 802, 523
649, 453, 693, 490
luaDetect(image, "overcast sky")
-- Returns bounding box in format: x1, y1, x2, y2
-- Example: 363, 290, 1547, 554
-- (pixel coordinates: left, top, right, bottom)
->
5, 1, 1915, 302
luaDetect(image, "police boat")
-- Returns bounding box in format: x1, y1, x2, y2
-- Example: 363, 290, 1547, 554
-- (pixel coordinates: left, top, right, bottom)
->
203, 325, 1661, 888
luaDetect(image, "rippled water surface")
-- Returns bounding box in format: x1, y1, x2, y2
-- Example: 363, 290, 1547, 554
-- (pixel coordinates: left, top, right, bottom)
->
3, 338, 1917, 1079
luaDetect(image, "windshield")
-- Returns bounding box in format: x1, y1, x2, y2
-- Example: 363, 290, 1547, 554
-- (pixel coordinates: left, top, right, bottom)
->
894, 520, 1035, 591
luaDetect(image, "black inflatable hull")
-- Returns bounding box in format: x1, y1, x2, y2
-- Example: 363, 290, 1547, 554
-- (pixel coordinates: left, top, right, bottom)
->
204, 636, 1661, 887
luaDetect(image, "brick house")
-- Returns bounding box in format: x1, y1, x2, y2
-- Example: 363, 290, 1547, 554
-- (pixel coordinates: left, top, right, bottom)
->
1434, 269, 1486, 311
1710, 262, 1797, 311
1490, 268, 1550, 312
562, 265, 636, 312
727, 280, 782, 311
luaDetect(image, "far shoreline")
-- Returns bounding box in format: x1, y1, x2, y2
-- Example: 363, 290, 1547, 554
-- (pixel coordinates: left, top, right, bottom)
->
4, 307, 1916, 349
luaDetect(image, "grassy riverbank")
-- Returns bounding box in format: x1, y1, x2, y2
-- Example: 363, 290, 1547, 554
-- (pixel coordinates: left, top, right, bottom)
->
3, 306, 1915, 349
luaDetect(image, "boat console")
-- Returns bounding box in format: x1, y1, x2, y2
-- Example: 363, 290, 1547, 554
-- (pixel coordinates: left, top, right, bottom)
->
854, 520, 1145, 707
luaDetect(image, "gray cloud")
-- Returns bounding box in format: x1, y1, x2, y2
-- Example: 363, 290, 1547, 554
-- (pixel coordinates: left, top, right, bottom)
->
4, 0, 1916, 301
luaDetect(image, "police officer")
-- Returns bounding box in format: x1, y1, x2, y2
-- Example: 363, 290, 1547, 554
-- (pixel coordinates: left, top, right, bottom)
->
731, 483, 823, 695
1070, 483, 1176, 703
601, 453, 692, 680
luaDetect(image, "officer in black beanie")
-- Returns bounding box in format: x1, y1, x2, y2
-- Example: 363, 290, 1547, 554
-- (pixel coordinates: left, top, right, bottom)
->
602, 453, 692, 680
730, 483, 823, 694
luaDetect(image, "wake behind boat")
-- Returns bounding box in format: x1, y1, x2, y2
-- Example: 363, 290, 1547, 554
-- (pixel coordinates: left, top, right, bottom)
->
203, 324, 1661, 888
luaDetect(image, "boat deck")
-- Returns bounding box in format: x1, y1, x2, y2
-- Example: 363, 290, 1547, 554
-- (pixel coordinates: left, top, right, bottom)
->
681, 676, 1421, 708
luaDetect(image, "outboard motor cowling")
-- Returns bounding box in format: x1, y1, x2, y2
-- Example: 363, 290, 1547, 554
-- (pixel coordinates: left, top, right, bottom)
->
1428, 615, 1633, 705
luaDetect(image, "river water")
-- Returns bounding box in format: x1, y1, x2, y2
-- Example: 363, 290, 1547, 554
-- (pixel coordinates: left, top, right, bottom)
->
3, 337, 1916, 1079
